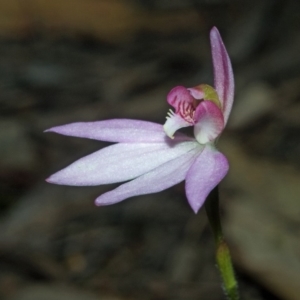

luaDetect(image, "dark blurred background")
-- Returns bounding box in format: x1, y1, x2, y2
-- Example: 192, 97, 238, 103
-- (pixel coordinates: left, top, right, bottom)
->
1, 0, 300, 299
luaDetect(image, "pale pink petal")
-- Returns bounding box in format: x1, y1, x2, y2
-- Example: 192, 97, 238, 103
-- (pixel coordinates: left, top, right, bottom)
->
46, 141, 199, 186
210, 27, 234, 124
95, 147, 202, 205
45, 119, 192, 143
193, 100, 224, 144
185, 145, 229, 213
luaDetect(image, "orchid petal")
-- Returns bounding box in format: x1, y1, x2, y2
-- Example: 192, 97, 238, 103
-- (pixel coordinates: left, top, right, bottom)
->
46, 141, 199, 186
185, 145, 229, 213
95, 147, 202, 205
193, 101, 224, 144
210, 27, 234, 124
167, 86, 194, 110
45, 119, 193, 143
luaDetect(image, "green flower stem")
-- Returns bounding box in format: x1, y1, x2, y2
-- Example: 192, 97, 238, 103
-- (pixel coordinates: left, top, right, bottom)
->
205, 187, 239, 300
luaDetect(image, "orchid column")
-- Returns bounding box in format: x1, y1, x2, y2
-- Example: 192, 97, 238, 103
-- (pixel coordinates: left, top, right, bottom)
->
46, 27, 239, 299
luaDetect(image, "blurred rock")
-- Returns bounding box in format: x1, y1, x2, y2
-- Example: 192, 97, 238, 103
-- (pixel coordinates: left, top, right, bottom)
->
167, 213, 207, 283
102, 62, 161, 104
228, 1, 274, 63
137, 0, 193, 10
277, 102, 300, 127
0, 0, 201, 42
0, 0, 30, 37
20, 62, 71, 90
0, 184, 98, 253
240, 31, 300, 84
7, 284, 112, 300
0, 119, 36, 169
229, 82, 274, 129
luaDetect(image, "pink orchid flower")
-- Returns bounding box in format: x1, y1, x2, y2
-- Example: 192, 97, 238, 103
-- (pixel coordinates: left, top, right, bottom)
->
46, 27, 234, 213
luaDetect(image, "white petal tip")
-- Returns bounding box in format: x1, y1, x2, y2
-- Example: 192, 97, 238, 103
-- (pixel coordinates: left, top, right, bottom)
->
94, 199, 102, 206
45, 174, 65, 185
197, 135, 210, 145
163, 113, 191, 139
44, 127, 58, 133
163, 123, 175, 139
45, 177, 54, 183
190, 203, 202, 214
210, 26, 219, 36
94, 197, 113, 207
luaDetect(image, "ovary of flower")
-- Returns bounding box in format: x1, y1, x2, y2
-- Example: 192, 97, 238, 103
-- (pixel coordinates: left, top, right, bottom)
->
45, 27, 234, 213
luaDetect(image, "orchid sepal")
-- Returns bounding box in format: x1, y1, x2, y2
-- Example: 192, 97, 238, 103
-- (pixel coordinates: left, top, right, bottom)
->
210, 27, 234, 124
